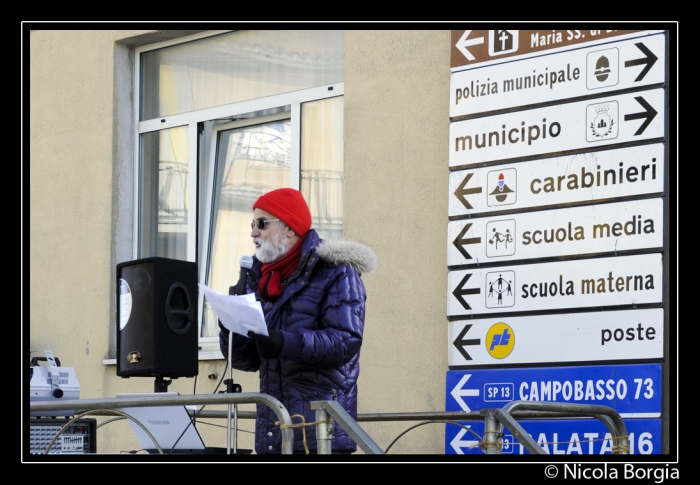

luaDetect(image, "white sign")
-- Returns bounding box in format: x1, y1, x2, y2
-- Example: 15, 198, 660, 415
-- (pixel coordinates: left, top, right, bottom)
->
448, 198, 663, 267
449, 88, 664, 169
450, 34, 665, 118
447, 253, 662, 317
449, 144, 664, 217
448, 309, 663, 367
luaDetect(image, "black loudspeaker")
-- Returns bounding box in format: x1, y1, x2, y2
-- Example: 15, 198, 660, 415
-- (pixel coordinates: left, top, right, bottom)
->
116, 257, 198, 378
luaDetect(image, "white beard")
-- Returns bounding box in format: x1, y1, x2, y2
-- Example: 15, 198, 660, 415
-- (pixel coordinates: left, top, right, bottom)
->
255, 227, 293, 263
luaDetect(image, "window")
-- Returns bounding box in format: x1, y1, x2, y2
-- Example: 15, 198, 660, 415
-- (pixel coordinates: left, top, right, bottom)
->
135, 30, 344, 351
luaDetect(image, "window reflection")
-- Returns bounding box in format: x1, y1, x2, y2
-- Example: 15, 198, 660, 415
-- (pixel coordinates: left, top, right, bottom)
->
140, 30, 344, 120
202, 119, 291, 337
301, 97, 344, 240
202, 98, 345, 338
139, 127, 189, 260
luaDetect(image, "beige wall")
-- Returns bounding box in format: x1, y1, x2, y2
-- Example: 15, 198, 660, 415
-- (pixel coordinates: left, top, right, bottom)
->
29, 29, 451, 455
345, 31, 450, 453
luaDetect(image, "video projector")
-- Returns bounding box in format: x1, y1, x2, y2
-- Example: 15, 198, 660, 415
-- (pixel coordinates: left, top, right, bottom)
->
30, 350, 80, 417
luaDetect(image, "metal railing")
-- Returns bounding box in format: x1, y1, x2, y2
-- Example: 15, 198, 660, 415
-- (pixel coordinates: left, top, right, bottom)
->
312, 400, 384, 454
308, 400, 629, 455
29, 393, 294, 455
29, 397, 630, 455
480, 401, 629, 455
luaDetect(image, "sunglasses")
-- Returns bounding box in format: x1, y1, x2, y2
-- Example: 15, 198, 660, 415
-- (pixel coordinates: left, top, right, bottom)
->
251, 218, 280, 230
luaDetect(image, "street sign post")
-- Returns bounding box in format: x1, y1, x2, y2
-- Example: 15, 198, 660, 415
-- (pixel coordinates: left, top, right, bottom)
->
446, 364, 662, 416
444, 29, 670, 457
447, 253, 662, 318
449, 88, 664, 169
451, 33, 665, 118
446, 418, 662, 455
448, 308, 663, 367
451, 30, 663, 71
448, 198, 663, 267
449, 144, 665, 218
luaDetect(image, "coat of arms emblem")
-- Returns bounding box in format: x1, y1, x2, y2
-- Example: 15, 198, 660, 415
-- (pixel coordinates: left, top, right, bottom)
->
590, 103, 615, 138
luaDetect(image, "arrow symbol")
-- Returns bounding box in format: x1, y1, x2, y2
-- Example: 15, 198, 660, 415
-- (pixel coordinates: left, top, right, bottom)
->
624, 42, 658, 82
453, 323, 480, 361
453, 223, 481, 260
624, 96, 658, 136
454, 172, 482, 210
451, 374, 479, 412
456, 30, 484, 61
452, 273, 480, 310
450, 427, 480, 454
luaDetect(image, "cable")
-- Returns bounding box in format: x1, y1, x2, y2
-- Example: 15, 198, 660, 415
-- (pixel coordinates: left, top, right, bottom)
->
169, 405, 207, 454
97, 415, 256, 433
383, 420, 484, 454
191, 374, 198, 426
96, 416, 127, 428
44, 361, 237, 455
42, 409, 164, 455
212, 361, 229, 393
192, 420, 255, 432
168, 360, 231, 454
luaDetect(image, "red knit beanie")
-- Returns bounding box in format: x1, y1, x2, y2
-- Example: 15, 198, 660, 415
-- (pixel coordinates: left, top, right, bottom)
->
253, 188, 312, 237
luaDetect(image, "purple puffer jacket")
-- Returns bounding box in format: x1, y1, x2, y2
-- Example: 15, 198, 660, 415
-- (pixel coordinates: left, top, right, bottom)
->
219, 230, 378, 454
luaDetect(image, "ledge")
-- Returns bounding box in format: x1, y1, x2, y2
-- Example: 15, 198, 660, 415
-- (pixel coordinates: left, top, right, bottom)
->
102, 350, 224, 366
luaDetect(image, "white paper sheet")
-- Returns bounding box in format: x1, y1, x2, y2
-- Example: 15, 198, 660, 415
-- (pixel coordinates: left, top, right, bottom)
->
198, 284, 268, 336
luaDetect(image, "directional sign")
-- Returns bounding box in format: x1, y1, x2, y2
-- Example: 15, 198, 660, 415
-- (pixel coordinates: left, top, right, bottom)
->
451, 30, 662, 71
447, 253, 662, 317
446, 364, 662, 417
449, 88, 664, 169
448, 198, 663, 267
450, 34, 665, 118
448, 309, 663, 367
446, 418, 661, 455
449, 144, 665, 217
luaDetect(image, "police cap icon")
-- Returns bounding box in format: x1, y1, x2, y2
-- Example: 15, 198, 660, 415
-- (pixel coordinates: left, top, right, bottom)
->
595, 56, 610, 82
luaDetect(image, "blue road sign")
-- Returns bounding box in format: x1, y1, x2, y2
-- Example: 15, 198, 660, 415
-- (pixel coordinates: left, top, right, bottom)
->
446, 363, 661, 417
446, 418, 661, 455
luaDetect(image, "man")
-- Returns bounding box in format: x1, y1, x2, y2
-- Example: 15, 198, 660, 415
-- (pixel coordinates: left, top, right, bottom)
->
219, 187, 377, 454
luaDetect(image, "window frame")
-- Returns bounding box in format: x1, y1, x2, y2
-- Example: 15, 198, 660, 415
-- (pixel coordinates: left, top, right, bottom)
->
199, 111, 293, 346
133, 32, 344, 357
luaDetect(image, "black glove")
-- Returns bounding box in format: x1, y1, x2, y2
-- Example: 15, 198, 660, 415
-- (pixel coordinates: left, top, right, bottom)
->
248, 330, 284, 359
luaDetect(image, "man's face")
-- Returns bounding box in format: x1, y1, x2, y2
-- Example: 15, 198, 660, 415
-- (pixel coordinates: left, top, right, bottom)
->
251, 208, 292, 263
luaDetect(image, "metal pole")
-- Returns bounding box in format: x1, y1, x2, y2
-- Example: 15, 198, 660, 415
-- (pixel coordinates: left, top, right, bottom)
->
311, 401, 384, 454
227, 330, 233, 455
233, 397, 238, 454
231, 331, 239, 454
482, 410, 502, 455
315, 407, 332, 454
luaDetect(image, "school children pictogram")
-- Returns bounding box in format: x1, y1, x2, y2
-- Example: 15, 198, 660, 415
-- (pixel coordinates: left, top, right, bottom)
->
486, 219, 516, 257
485, 270, 516, 308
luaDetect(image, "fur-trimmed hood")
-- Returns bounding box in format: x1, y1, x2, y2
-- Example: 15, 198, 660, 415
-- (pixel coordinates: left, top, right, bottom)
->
316, 239, 378, 276
225, 228, 373, 454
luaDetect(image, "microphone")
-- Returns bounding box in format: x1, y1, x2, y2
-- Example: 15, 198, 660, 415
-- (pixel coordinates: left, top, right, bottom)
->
231, 255, 254, 296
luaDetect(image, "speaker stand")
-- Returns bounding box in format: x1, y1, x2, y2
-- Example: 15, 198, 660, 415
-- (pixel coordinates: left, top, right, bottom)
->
154, 377, 173, 393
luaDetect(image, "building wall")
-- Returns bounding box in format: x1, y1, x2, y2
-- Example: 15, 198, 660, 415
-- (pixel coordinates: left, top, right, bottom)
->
30, 29, 151, 452
344, 30, 450, 453
29, 29, 451, 454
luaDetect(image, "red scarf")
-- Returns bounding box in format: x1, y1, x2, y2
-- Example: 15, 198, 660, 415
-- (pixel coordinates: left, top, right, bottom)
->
259, 239, 303, 301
